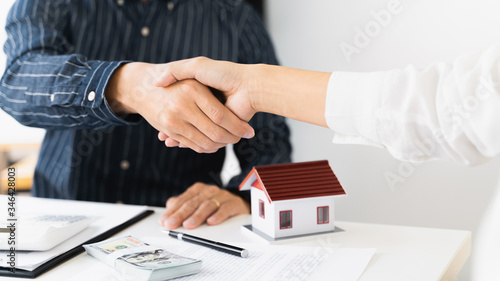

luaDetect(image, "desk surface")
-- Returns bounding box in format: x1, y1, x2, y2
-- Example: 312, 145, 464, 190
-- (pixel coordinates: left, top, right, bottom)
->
5, 207, 470, 281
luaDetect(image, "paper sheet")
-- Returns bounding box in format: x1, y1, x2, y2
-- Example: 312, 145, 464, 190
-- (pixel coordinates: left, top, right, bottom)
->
145, 236, 375, 281
0, 196, 148, 271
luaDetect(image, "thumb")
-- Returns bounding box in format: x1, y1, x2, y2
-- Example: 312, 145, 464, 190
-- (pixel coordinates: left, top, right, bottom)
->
153, 57, 209, 88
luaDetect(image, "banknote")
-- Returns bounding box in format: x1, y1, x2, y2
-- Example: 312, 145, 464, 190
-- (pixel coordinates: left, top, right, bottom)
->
88, 236, 147, 255
84, 236, 202, 281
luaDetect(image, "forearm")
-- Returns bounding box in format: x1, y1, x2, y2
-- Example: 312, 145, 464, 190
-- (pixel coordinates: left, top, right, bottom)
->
0, 53, 132, 130
105, 62, 147, 115
250, 64, 331, 127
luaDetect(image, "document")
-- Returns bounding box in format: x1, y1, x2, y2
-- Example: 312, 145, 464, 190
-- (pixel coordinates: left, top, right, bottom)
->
0, 196, 150, 275
146, 236, 375, 281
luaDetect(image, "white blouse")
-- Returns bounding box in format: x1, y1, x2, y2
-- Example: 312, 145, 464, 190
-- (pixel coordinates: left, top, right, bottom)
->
325, 44, 500, 166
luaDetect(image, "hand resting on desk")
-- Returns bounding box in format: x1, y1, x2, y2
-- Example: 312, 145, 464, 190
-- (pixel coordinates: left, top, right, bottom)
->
159, 182, 250, 229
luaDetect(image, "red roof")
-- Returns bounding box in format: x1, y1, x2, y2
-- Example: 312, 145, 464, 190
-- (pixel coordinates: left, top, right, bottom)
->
240, 160, 345, 202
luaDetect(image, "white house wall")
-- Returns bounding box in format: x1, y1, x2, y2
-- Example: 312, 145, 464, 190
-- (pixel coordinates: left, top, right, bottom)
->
273, 196, 335, 238
250, 188, 275, 237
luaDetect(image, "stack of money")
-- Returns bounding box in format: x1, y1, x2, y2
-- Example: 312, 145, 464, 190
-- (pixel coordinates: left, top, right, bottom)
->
84, 236, 201, 281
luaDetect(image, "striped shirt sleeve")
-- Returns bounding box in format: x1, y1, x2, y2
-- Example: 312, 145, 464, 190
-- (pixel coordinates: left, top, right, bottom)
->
0, 0, 134, 130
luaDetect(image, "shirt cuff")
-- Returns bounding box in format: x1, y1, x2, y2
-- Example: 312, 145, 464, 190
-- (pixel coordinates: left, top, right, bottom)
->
325, 71, 392, 148
79, 60, 138, 126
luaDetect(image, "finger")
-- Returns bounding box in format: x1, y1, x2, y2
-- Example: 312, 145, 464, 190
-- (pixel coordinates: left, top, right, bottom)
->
207, 192, 250, 225
153, 57, 239, 92
177, 126, 225, 153
159, 195, 179, 227
163, 202, 197, 229
158, 90, 233, 152
158, 132, 168, 141
206, 199, 249, 225
182, 198, 221, 229
177, 142, 220, 154
159, 210, 170, 226
163, 184, 220, 229
174, 80, 254, 142
162, 195, 194, 229
163, 127, 223, 153
194, 87, 255, 140
164, 138, 180, 147
167, 183, 214, 210
164, 195, 181, 217
186, 104, 242, 145
162, 183, 218, 221
163, 185, 203, 217
153, 57, 211, 88
164, 195, 218, 229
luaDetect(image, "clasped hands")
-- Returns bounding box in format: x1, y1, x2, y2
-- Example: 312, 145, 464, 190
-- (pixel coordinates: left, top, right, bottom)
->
152, 57, 258, 151
106, 58, 257, 229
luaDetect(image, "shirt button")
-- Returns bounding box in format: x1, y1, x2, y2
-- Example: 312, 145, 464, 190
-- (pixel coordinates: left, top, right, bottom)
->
88, 91, 96, 101
141, 26, 150, 37
50, 94, 55, 102
120, 160, 130, 170
117, 0, 124, 6
167, 2, 174, 11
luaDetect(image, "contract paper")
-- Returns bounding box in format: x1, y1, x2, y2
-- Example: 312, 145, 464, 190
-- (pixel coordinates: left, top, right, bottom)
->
146, 236, 376, 281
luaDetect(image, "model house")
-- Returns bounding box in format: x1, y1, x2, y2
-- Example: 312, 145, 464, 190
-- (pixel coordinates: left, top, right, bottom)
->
240, 160, 346, 239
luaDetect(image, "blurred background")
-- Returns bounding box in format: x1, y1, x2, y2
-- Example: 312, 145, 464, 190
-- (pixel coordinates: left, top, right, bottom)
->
1, 0, 500, 280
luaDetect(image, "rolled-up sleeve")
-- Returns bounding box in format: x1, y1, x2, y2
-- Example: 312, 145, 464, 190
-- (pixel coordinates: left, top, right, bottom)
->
0, 0, 134, 130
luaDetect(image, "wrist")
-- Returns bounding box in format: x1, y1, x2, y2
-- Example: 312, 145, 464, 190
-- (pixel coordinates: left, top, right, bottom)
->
247, 64, 270, 113
105, 62, 146, 114
245, 64, 330, 127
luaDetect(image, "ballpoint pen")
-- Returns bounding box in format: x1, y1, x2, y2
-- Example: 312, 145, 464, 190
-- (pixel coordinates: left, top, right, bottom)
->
162, 229, 249, 258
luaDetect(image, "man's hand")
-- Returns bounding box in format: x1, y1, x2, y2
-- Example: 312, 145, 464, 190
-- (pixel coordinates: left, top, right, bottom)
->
105, 62, 255, 153
159, 182, 250, 229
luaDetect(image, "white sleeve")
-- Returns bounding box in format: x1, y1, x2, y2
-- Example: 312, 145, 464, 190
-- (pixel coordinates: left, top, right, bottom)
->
325, 44, 500, 165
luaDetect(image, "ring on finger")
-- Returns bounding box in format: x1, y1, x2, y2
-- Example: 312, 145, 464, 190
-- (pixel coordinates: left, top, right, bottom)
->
211, 198, 221, 209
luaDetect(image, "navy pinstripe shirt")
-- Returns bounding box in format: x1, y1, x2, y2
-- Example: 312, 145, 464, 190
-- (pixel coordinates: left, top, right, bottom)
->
0, 0, 291, 206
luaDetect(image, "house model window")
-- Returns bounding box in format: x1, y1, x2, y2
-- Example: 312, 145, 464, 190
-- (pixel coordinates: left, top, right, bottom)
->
259, 199, 265, 218
317, 206, 329, 224
280, 210, 292, 229
239, 160, 346, 239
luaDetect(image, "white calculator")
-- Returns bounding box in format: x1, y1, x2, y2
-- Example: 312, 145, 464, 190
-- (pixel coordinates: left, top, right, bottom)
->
0, 215, 92, 251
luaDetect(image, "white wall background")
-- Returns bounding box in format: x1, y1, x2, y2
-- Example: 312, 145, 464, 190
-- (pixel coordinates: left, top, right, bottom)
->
0, 0, 45, 144
264, 0, 500, 280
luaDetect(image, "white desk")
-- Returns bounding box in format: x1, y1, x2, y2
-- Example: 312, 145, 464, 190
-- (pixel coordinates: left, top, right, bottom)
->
4, 207, 470, 281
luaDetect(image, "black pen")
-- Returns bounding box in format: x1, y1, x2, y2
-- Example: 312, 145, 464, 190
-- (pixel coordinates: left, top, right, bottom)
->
163, 229, 248, 258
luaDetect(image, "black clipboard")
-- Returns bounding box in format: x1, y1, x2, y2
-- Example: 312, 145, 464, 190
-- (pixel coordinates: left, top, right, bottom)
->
0, 209, 154, 278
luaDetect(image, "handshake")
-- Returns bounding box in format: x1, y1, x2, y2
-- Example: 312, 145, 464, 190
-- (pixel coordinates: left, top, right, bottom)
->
106, 57, 330, 153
